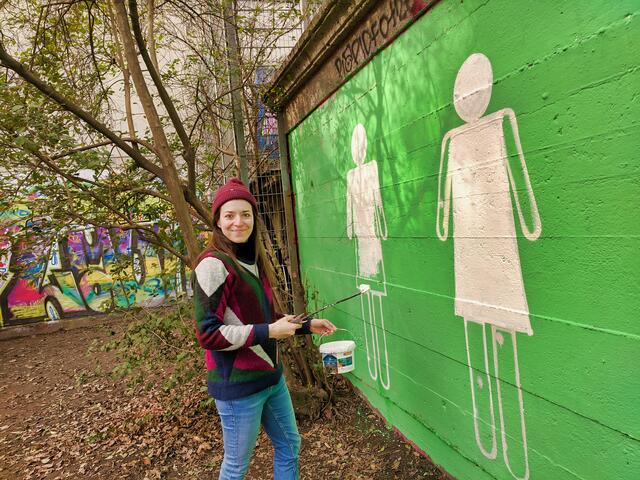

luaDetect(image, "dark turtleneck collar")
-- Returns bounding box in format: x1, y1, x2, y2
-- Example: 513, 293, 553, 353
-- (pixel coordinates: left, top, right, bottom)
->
234, 241, 256, 265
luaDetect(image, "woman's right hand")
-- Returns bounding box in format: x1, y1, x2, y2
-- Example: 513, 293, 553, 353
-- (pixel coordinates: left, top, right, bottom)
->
268, 315, 302, 339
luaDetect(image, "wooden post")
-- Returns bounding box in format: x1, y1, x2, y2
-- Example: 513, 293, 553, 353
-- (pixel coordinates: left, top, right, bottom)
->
277, 111, 306, 314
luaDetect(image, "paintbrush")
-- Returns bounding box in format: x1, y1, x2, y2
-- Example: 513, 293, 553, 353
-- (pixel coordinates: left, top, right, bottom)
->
292, 284, 371, 323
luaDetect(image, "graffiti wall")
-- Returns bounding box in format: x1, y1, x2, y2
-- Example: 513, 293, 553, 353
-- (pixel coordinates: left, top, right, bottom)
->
288, 1, 639, 479
0, 205, 189, 328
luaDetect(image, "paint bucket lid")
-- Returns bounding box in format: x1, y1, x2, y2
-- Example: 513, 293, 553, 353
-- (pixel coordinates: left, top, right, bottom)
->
319, 340, 355, 354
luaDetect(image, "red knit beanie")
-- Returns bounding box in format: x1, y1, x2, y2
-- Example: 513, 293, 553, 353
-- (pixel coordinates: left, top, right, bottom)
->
212, 178, 257, 216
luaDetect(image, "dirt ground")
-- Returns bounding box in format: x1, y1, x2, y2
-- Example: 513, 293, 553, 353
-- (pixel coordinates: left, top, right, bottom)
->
0, 315, 448, 480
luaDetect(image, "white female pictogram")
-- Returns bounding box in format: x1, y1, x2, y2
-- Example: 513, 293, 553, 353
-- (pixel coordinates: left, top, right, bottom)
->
437, 53, 541, 480
347, 124, 391, 390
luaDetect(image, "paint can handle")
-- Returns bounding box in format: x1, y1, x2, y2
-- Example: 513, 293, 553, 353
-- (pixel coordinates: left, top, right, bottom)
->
318, 328, 354, 345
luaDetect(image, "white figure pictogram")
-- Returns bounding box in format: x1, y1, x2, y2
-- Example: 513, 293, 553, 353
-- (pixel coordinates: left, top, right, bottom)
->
437, 53, 541, 480
347, 124, 391, 390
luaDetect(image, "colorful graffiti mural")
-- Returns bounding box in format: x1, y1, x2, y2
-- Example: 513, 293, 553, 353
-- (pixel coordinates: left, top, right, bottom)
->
0, 206, 189, 328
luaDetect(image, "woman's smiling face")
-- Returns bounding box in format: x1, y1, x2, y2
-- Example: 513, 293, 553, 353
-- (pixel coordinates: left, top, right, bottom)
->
217, 199, 254, 244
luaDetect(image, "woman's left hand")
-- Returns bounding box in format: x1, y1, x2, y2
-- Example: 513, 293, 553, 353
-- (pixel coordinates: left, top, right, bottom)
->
309, 318, 337, 335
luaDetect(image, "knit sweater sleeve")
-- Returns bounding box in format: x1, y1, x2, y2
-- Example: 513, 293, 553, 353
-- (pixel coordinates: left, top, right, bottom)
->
296, 320, 312, 335
194, 257, 269, 351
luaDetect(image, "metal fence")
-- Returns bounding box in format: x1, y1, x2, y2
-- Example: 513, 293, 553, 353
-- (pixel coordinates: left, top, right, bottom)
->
251, 167, 294, 312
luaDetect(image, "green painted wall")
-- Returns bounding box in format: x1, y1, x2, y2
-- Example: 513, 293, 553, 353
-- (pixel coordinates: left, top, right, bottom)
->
288, 1, 640, 479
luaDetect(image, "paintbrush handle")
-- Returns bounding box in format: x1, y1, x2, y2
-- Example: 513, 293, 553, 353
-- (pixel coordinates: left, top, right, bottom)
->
292, 290, 364, 323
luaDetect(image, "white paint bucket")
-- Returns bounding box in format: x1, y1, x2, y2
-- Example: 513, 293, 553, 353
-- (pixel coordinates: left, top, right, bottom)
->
319, 340, 355, 374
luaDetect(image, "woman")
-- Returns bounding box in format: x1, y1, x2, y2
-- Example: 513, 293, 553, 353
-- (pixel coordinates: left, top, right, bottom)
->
193, 178, 336, 480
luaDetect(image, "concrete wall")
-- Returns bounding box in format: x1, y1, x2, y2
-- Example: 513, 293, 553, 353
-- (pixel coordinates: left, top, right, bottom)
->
287, 1, 640, 478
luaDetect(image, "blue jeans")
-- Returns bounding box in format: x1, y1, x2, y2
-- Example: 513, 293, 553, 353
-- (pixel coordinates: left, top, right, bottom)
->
214, 376, 301, 480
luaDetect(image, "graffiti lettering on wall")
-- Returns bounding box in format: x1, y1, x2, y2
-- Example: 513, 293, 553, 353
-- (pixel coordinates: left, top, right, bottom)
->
0, 208, 189, 328
334, 0, 426, 78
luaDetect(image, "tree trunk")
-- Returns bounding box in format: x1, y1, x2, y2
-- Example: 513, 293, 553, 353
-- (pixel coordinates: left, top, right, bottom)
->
223, 0, 249, 185
112, 0, 200, 265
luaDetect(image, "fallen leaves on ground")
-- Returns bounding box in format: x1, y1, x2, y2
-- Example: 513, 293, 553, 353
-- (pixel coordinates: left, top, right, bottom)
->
0, 315, 447, 479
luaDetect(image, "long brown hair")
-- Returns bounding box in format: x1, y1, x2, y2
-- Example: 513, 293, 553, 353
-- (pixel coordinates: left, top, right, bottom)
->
202, 205, 284, 312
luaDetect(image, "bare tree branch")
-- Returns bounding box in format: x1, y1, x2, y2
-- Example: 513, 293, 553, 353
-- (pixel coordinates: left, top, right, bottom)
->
50, 137, 160, 160
113, 0, 201, 263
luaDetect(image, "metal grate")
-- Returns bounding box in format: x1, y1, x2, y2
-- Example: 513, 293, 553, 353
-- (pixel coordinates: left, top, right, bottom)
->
251, 169, 293, 312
